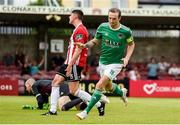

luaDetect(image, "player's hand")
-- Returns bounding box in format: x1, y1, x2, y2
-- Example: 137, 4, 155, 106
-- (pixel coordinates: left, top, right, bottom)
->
74, 42, 85, 49
121, 58, 129, 67
65, 65, 72, 77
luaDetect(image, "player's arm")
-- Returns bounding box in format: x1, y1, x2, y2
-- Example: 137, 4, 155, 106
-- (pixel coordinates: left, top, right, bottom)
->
32, 81, 44, 109
65, 47, 82, 76
66, 38, 98, 75
122, 41, 135, 67
75, 38, 99, 49
121, 28, 135, 67
67, 38, 99, 66
85, 38, 99, 48
68, 47, 82, 66
65, 31, 90, 76
126, 41, 135, 60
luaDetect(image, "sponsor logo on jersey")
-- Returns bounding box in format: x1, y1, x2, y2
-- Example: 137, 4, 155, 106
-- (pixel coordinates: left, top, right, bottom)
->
105, 39, 121, 48
76, 34, 83, 40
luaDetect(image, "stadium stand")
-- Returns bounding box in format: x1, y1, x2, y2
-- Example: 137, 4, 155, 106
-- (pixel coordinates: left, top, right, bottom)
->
0, 62, 179, 80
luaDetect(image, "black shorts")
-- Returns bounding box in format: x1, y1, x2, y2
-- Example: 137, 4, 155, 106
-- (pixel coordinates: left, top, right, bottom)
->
59, 82, 69, 97
57, 64, 83, 82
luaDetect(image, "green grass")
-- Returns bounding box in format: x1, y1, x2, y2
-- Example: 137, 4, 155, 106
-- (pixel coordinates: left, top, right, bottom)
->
0, 96, 180, 124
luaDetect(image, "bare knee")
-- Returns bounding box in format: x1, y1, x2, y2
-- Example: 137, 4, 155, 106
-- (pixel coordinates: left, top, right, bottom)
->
58, 96, 70, 111
52, 74, 64, 86
96, 76, 110, 90
105, 81, 113, 91
68, 82, 79, 95
96, 81, 105, 90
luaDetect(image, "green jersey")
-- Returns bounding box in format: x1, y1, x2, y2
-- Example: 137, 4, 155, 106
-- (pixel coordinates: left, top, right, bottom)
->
95, 22, 134, 65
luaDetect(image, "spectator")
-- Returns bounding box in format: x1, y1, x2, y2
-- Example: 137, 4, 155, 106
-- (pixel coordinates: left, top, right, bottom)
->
168, 63, 180, 77
21, 62, 30, 76
15, 50, 25, 67
147, 57, 159, 80
128, 66, 141, 80
51, 54, 65, 71
29, 56, 45, 76
20, 55, 31, 76
158, 56, 170, 74
2, 52, 14, 66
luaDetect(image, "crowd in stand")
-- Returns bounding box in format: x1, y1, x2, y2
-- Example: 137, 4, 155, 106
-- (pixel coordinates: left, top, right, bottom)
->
0, 52, 180, 80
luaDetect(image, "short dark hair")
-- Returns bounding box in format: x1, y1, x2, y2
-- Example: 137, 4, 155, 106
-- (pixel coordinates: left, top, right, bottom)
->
108, 8, 121, 18
72, 9, 84, 21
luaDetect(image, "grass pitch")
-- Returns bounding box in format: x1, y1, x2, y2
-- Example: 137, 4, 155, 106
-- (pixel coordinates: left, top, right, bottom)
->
0, 96, 180, 124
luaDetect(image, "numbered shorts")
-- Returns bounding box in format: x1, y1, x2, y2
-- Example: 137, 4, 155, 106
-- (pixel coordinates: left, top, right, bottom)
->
99, 62, 124, 80
57, 64, 83, 82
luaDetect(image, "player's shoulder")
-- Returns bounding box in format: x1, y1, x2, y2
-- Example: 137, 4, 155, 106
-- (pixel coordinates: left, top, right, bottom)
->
121, 24, 132, 32
76, 24, 88, 33
77, 24, 87, 30
99, 22, 109, 28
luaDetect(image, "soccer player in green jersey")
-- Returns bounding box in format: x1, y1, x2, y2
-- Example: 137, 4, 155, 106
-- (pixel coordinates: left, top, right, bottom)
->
75, 8, 135, 120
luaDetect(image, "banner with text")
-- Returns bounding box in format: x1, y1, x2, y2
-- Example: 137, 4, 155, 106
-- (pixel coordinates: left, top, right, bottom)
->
130, 80, 180, 98
0, 78, 18, 95
0, 6, 180, 17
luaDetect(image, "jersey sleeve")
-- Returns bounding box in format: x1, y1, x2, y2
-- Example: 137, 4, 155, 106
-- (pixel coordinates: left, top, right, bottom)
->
74, 28, 87, 44
126, 29, 134, 43
95, 24, 103, 40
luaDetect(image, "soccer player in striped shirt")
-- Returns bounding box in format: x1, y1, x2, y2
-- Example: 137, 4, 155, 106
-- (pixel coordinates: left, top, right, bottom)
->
42, 9, 107, 116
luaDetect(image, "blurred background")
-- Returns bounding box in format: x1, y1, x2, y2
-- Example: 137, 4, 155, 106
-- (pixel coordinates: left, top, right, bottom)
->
0, 0, 180, 97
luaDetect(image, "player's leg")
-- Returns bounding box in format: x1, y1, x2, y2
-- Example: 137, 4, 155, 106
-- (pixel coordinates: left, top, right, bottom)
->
64, 93, 86, 111
70, 82, 104, 115
76, 101, 87, 110
42, 74, 65, 115
58, 96, 70, 111
50, 75, 65, 113
42, 64, 68, 115
76, 75, 109, 120
86, 76, 109, 112
104, 64, 128, 106
105, 81, 127, 106
68, 64, 105, 115
76, 63, 127, 119
61, 97, 84, 111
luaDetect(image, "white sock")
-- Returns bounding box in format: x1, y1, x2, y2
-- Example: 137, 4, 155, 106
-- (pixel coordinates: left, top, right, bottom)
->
50, 86, 59, 113
75, 89, 101, 107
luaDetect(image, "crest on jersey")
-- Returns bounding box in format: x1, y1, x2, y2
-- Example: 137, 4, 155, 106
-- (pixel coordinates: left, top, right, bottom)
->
118, 33, 124, 38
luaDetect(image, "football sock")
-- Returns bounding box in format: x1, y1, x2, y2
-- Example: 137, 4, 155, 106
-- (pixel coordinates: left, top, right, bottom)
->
112, 83, 123, 96
49, 86, 59, 113
75, 89, 101, 107
68, 93, 78, 100
61, 98, 82, 111
85, 89, 102, 114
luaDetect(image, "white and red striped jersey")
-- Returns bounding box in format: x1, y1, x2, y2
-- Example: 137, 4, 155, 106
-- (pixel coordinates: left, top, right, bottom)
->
65, 23, 88, 67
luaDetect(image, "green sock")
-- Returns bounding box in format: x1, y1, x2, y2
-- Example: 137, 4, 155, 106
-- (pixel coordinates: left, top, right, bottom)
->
85, 89, 102, 114
112, 83, 123, 96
